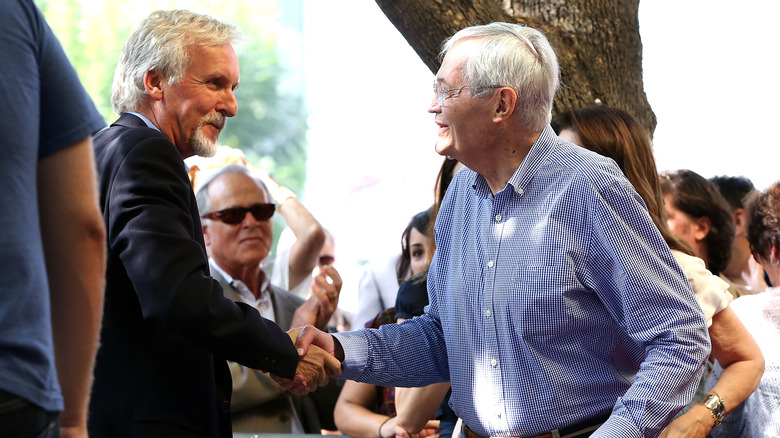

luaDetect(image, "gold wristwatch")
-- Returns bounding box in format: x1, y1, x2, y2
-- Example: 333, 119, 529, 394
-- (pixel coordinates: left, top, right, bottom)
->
699, 392, 725, 427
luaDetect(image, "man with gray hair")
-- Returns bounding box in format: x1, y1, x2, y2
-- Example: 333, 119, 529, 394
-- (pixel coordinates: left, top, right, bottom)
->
89, 10, 338, 438
196, 164, 342, 434
293, 22, 710, 438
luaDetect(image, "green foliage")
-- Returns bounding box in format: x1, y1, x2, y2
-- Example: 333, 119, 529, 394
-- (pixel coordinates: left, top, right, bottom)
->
36, 0, 309, 193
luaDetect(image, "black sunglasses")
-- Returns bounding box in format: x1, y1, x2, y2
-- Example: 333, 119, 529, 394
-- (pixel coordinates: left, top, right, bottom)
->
202, 203, 276, 225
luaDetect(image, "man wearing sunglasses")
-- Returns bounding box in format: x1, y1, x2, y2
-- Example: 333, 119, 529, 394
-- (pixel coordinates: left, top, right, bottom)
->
196, 164, 342, 434
89, 10, 338, 438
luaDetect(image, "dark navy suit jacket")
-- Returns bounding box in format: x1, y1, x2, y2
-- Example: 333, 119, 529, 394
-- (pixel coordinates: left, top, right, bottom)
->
88, 113, 299, 438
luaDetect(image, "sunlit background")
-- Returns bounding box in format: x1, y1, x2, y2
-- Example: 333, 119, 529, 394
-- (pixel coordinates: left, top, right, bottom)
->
41, 0, 780, 320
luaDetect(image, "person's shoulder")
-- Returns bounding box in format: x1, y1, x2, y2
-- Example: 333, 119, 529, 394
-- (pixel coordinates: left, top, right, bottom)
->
94, 114, 181, 171
397, 275, 427, 297
548, 139, 623, 184
102, 114, 167, 141
530, 142, 627, 205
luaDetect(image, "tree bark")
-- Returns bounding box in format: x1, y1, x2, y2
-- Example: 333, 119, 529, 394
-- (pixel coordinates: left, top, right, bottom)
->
374, 0, 656, 133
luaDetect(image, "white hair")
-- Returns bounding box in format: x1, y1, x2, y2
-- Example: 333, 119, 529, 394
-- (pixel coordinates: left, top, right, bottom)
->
442, 22, 560, 132
195, 164, 270, 217
111, 9, 241, 114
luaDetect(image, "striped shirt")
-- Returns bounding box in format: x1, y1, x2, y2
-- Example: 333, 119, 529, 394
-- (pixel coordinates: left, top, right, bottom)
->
335, 126, 710, 438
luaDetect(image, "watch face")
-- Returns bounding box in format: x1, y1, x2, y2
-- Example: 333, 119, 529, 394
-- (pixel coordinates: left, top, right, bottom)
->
703, 394, 725, 418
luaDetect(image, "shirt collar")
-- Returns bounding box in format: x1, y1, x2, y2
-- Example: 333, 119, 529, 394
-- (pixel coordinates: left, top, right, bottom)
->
472, 125, 559, 199
209, 258, 270, 302
127, 112, 161, 132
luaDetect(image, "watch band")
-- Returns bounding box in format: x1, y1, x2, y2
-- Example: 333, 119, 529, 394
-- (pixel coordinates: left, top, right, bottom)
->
699, 392, 725, 427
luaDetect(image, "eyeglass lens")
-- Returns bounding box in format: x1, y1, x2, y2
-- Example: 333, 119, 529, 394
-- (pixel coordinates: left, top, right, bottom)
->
209, 203, 275, 224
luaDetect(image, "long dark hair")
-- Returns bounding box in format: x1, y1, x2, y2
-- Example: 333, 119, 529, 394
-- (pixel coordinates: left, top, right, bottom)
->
396, 209, 431, 283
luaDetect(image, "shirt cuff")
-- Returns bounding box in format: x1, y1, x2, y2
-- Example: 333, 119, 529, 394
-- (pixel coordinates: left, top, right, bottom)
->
332, 330, 370, 380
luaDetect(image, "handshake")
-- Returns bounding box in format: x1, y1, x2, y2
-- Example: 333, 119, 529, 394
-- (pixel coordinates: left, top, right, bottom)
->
272, 325, 342, 395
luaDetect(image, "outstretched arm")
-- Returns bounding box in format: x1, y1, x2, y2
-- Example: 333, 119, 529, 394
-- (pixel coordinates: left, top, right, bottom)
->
38, 137, 106, 438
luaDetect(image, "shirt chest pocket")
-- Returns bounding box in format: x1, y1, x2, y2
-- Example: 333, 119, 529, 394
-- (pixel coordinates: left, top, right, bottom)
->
508, 265, 576, 336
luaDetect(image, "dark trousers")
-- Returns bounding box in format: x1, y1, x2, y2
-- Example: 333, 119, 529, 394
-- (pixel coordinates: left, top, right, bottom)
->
0, 390, 59, 438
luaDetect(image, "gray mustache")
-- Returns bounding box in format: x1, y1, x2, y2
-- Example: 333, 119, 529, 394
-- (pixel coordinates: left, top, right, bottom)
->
201, 113, 226, 130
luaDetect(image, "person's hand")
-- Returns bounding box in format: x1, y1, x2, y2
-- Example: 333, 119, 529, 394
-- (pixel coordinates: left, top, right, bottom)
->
658, 405, 716, 438
381, 416, 439, 438
272, 327, 341, 395
272, 342, 340, 395
294, 324, 337, 358
309, 265, 342, 328
291, 266, 341, 330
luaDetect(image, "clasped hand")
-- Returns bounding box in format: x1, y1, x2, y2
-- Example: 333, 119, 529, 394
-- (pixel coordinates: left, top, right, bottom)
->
272, 326, 341, 395
291, 266, 342, 330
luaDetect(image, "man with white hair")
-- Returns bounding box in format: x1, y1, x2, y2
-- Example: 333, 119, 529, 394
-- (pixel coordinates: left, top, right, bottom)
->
293, 22, 710, 438
89, 10, 337, 438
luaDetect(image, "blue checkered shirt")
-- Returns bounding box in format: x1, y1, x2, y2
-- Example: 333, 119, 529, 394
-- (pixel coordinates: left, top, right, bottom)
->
335, 126, 710, 438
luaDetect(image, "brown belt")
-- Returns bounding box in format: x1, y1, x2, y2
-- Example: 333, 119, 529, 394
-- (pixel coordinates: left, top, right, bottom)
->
462, 413, 609, 438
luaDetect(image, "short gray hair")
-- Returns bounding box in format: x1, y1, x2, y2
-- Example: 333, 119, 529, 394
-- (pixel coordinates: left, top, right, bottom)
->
112, 9, 242, 114
195, 164, 270, 217
442, 22, 560, 132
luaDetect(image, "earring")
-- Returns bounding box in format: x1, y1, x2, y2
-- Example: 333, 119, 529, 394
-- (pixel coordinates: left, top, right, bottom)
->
773, 254, 780, 266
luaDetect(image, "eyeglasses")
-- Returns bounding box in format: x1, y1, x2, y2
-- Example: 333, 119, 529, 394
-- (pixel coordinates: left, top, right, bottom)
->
318, 255, 335, 266
432, 82, 503, 106
202, 203, 276, 225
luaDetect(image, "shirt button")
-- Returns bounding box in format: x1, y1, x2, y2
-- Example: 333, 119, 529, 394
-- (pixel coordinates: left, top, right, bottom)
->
487, 260, 494, 268
485, 310, 493, 317
495, 214, 502, 222
491, 358, 498, 367
220, 400, 231, 413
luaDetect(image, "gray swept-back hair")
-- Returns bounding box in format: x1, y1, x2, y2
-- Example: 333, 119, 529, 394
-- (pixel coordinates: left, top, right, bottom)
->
112, 9, 241, 114
442, 22, 559, 132
195, 164, 270, 218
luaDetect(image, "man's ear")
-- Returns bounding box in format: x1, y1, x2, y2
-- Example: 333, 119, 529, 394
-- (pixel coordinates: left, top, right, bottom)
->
733, 208, 747, 237
143, 69, 165, 101
202, 222, 211, 246
493, 87, 517, 123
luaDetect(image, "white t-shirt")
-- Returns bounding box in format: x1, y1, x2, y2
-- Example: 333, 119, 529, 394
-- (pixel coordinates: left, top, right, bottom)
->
671, 249, 732, 326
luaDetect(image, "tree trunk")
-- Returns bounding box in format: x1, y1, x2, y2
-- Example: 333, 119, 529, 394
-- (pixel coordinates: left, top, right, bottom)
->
374, 0, 656, 133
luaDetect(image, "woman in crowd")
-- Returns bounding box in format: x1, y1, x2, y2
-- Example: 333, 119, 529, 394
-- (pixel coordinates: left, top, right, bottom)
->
709, 182, 780, 437
393, 158, 463, 438
333, 209, 439, 438
659, 169, 735, 277
553, 105, 764, 438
